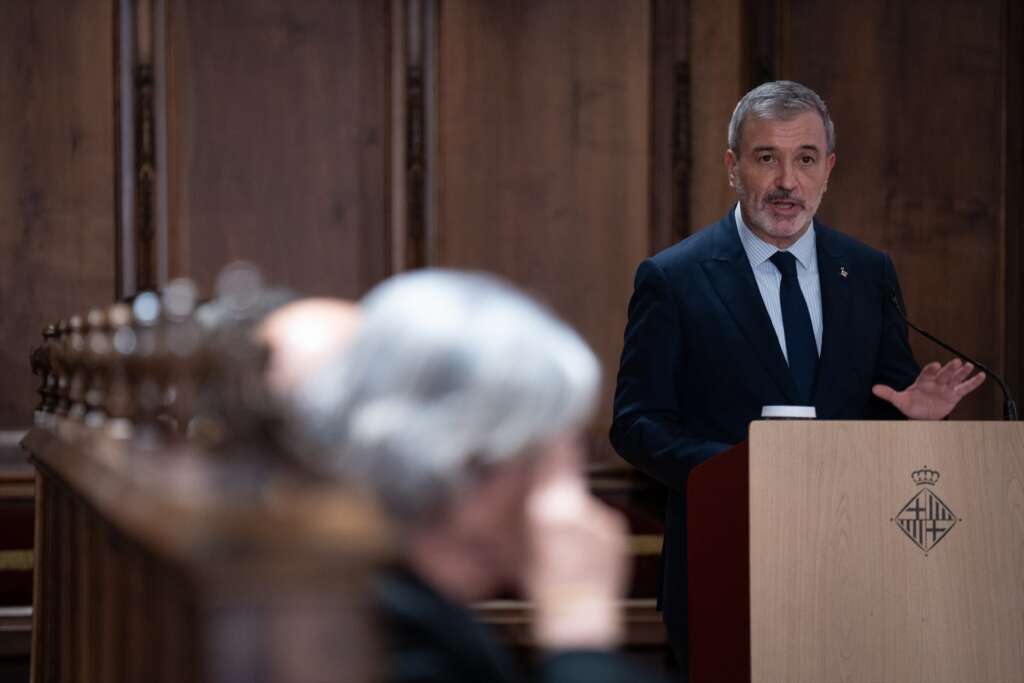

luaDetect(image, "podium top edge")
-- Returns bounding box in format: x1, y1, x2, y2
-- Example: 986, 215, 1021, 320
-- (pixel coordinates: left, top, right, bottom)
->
748, 419, 1024, 439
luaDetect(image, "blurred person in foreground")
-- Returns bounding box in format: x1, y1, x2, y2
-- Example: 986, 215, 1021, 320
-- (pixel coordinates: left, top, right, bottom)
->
258, 296, 362, 399
295, 270, 666, 683
191, 270, 361, 463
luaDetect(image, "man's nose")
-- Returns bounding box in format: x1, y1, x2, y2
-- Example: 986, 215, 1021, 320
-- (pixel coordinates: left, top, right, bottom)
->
775, 161, 797, 192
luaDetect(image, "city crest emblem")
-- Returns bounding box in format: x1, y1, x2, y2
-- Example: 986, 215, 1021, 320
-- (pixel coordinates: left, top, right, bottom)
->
893, 467, 960, 555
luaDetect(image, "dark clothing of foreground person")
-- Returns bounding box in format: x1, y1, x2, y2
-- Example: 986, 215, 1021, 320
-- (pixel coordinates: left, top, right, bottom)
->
377, 567, 666, 683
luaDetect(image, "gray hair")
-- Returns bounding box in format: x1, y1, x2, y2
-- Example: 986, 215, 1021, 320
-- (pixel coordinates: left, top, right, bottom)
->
295, 270, 600, 525
728, 80, 836, 155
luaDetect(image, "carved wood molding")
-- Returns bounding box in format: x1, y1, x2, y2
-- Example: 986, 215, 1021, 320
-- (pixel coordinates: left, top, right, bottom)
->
134, 61, 156, 289
405, 59, 427, 269
116, 0, 167, 298
672, 59, 691, 246
745, 0, 776, 86
392, 0, 437, 272
650, 0, 690, 249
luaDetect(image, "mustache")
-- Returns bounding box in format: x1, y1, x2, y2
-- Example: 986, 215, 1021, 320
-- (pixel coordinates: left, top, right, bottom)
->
763, 191, 805, 207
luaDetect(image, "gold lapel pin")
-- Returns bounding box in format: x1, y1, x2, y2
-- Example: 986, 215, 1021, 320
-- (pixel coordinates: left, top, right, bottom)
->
840, 266, 848, 278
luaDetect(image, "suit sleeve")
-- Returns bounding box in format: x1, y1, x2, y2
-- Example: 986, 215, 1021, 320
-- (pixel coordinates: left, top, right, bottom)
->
868, 253, 921, 418
609, 259, 731, 492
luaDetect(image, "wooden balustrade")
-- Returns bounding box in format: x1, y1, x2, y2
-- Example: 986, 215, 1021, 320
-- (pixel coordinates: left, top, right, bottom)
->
24, 276, 391, 683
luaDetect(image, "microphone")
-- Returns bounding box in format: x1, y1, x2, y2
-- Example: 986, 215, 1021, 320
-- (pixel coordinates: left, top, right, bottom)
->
887, 288, 1018, 421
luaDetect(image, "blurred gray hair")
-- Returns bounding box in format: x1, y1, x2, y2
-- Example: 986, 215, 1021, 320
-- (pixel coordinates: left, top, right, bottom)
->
295, 270, 600, 525
728, 80, 835, 155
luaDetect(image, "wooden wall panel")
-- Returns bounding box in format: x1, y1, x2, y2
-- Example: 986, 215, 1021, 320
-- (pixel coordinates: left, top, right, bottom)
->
778, 0, 1009, 419
165, 0, 393, 298
649, 0, 691, 250
689, 0, 747, 232
0, 0, 117, 429
436, 0, 651, 461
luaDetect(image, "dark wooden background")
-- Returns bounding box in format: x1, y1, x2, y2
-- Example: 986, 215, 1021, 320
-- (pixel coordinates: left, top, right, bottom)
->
1, 0, 1021, 453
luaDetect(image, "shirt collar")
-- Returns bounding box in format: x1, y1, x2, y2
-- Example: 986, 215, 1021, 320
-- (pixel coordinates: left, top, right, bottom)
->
734, 203, 817, 271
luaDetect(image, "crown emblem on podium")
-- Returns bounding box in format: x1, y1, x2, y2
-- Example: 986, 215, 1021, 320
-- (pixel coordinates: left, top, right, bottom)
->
893, 467, 959, 555
911, 467, 940, 486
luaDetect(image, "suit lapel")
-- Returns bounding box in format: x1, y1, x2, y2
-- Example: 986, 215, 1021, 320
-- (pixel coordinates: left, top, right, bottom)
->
701, 213, 798, 403
813, 225, 853, 411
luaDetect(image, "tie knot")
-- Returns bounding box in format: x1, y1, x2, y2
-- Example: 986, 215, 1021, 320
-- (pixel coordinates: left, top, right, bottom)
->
770, 251, 799, 278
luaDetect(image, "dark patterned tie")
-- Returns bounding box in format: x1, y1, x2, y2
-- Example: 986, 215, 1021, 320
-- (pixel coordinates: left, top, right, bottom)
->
769, 251, 818, 404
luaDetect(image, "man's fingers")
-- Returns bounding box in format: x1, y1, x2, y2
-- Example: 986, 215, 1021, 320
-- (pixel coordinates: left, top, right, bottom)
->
872, 384, 899, 404
919, 362, 943, 380
949, 362, 975, 385
934, 358, 963, 384
955, 371, 986, 396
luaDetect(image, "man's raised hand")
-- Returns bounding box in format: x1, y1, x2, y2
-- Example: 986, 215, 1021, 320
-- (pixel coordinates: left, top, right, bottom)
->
872, 358, 985, 420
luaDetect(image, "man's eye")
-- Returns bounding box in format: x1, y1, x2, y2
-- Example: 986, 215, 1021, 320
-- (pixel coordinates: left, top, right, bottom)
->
758, 154, 773, 163
800, 155, 816, 164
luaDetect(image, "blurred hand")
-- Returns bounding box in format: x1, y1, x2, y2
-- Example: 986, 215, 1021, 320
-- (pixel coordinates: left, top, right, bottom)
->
873, 358, 986, 420
522, 434, 629, 650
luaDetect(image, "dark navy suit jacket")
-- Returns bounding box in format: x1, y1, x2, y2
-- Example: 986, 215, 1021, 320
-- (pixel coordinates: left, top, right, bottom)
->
610, 209, 920, 641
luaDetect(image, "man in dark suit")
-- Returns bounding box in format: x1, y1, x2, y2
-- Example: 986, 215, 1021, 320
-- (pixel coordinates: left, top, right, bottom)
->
609, 80, 986, 678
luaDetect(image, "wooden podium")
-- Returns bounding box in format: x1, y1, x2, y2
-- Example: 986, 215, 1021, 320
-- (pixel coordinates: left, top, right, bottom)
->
688, 421, 1024, 683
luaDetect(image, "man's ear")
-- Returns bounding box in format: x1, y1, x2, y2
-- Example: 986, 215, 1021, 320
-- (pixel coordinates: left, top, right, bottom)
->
823, 151, 837, 191
724, 149, 738, 187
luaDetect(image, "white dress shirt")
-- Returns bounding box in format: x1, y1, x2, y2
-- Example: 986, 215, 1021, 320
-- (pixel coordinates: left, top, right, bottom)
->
734, 204, 824, 363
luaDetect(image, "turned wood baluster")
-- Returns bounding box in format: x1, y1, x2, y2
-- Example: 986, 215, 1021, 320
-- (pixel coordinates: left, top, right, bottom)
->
41, 324, 61, 422
52, 320, 71, 418
30, 325, 56, 423
84, 308, 112, 429
66, 315, 88, 423
161, 278, 201, 436
105, 303, 135, 440
127, 292, 165, 447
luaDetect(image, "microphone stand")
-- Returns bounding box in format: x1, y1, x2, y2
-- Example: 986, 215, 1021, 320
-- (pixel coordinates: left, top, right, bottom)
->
888, 291, 1018, 421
